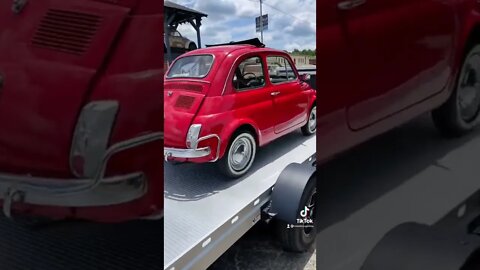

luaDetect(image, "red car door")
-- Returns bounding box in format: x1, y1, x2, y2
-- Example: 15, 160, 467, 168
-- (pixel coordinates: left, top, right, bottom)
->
226, 53, 276, 140
266, 55, 309, 134
340, 0, 456, 130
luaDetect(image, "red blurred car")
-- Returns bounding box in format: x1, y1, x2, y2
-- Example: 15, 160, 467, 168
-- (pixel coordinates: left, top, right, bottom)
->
0, 0, 163, 222
164, 40, 317, 178
318, 0, 480, 162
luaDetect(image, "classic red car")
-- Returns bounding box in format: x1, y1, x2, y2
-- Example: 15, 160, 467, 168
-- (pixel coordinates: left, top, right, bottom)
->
0, 0, 163, 222
164, 39, 317, 178
318, 0, 480, 163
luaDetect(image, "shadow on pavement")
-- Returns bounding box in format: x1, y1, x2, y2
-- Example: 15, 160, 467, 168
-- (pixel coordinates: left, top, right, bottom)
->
316, 114, 480, 231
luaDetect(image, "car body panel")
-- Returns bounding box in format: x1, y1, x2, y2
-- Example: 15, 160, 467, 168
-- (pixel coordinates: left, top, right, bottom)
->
343, 0, 456, 130
317, 0, 480, 163
0, 0, 163, 222
0, 0, 129, 177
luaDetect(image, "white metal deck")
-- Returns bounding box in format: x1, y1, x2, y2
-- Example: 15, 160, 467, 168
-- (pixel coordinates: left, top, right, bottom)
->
164, 130, 316, 270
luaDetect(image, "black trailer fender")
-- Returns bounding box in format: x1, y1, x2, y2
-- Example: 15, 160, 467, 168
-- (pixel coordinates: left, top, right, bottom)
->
269, 162, 316, 224
361, 222, 480, 270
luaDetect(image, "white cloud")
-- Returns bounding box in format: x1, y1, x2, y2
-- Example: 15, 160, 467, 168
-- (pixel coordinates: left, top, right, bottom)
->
170, 0, 316, 51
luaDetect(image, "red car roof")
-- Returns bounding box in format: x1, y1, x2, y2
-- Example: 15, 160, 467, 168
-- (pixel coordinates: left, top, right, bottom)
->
180, 45, 288, 59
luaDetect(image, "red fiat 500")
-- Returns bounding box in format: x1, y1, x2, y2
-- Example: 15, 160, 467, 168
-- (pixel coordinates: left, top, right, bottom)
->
164, 40, 316, 178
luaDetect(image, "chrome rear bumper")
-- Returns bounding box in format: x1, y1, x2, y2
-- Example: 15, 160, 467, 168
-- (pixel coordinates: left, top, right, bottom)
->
0, 132, 163, 219
164, 134, 221, 162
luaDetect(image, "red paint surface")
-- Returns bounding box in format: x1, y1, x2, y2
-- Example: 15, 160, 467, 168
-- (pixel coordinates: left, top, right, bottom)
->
317, 0, 480, 163
0, 0, 163, 222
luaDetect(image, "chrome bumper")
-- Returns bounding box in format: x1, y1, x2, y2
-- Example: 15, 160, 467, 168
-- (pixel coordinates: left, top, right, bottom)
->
164, 134, 221, 162
164, 147, 211, 159
0, 132, 163, 219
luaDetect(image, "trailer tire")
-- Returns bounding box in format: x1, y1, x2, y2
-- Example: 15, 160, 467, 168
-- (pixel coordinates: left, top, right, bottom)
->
275, 178, 316, 252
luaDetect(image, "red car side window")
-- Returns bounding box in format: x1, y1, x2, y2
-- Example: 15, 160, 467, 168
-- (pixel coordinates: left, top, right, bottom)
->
233, 56, 266, 91
267, 56, 297, 84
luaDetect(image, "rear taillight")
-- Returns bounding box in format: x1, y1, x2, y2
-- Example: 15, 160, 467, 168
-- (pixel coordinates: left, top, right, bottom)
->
186, 124, 202, 149
70, 101, 119, 178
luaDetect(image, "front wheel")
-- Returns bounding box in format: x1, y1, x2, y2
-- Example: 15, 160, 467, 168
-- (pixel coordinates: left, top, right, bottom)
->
432, 44, 480, 137
301, 105, 317, 136
218, 131, 256, 179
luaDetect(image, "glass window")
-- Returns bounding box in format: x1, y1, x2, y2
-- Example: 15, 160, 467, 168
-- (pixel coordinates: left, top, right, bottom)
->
233, 56, 266, 91
166, 55, 213, 79
267, 56, 297, 84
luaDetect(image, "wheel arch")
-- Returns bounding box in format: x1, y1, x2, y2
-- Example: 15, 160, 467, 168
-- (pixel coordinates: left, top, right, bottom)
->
443, 14, 480, 102
219, 121, 260, 158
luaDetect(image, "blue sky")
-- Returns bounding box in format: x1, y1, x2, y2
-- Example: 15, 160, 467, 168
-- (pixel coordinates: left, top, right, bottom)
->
170, 0, 316, 51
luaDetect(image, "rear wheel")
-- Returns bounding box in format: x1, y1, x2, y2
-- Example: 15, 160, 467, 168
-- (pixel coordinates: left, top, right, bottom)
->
275, 179, 316, 252
432, 44, 480, 137
301, 105, 316, 136
218, 131, 256, 178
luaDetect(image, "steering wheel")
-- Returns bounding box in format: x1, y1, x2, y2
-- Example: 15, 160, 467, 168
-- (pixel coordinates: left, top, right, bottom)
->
242, 72, 257, 80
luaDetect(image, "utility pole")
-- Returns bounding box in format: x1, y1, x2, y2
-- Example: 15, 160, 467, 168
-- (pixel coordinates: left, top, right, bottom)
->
259, 0, 263, 43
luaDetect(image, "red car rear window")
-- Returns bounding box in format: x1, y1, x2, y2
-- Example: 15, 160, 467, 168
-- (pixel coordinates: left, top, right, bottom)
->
166, 55, 214, 79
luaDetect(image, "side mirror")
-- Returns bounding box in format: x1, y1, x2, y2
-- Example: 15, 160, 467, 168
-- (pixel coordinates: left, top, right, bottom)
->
300, 73, 311, 82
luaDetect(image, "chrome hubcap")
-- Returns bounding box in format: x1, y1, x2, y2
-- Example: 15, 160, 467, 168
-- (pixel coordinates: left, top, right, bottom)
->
229, 136, 253, 172
458, 53, 480, 122
308, 107, 317, 132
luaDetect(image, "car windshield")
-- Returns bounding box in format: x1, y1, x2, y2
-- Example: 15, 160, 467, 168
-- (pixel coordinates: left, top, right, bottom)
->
167, 55, 214, 79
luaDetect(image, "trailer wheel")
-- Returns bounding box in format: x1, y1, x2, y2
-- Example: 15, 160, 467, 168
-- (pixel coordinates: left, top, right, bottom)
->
218, 131, 256, 178
275, 178, 316, 252
432, 44, 480, 137
301, 105, 316, 136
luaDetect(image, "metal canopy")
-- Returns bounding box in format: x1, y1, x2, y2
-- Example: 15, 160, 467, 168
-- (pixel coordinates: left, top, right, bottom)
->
164, 1, 207, 63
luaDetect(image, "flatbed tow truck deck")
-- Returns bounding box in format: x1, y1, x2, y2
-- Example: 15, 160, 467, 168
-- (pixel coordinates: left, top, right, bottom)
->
164, 131, 316, 270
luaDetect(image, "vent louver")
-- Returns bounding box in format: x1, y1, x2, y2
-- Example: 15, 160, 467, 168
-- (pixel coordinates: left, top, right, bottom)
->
32, 9, 102, 55
175, 95, 195, 109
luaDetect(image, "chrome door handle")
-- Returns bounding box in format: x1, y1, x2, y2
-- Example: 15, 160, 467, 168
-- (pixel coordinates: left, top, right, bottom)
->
338, 0, 366, 10
271, 91, 281, 96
